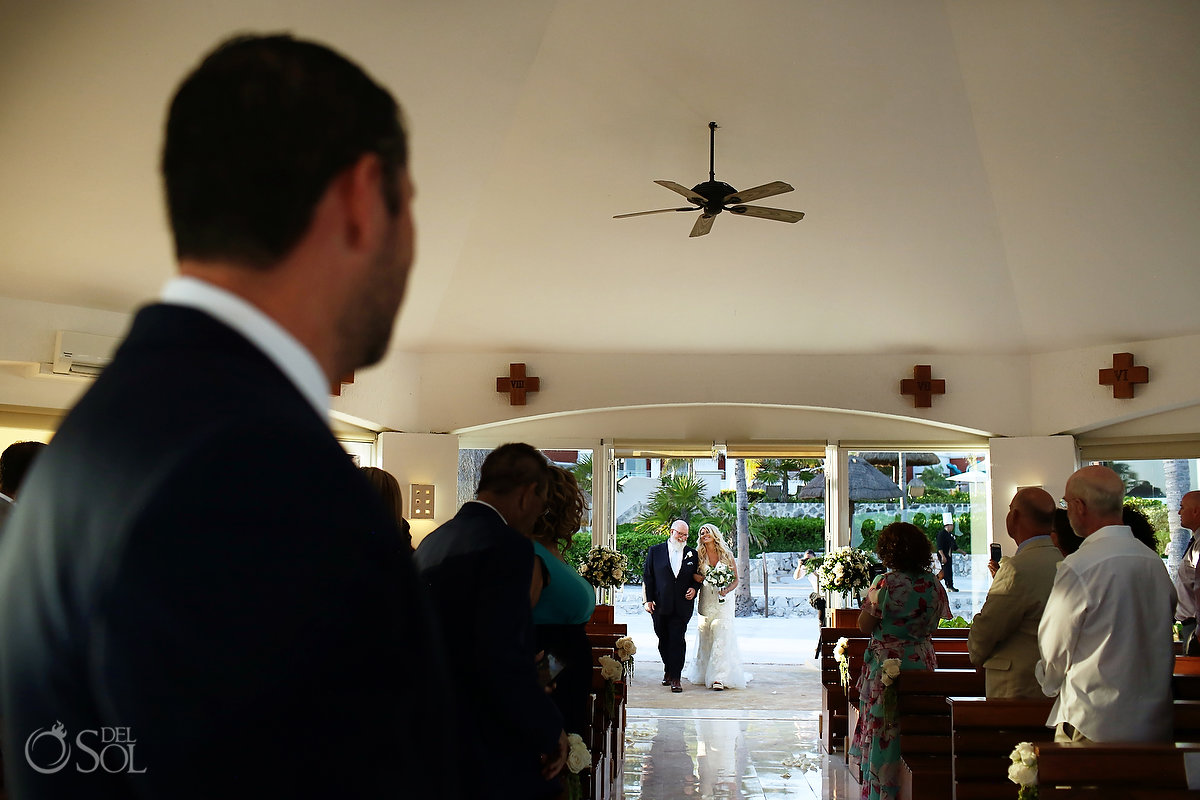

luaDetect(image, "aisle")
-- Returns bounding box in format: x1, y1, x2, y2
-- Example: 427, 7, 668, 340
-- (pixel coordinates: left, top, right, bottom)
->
622, 711, 856, 799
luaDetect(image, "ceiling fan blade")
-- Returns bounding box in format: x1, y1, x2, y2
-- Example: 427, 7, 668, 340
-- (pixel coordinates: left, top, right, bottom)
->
728, 205, 805, 223
655, 180, 705, 203
689, 213, 716, 238
613, 207, 697, 219
722, 181, 794, 205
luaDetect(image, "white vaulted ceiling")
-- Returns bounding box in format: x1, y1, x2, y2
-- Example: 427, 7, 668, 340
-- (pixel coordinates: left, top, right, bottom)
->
1, 1, 1198, 362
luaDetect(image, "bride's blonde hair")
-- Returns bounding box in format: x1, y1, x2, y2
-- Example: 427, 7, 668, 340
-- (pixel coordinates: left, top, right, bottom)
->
697, 523, 735, 568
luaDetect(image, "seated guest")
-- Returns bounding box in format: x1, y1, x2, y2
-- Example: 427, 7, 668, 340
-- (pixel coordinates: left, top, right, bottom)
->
1123, 505, 1159, 552
415, 443, 567, 799
359, 466, 412, 548
1050, 508, 1083, 557
1037, 465, 1176, 743
968, 488, 1061, 698
529, 465, 595, 739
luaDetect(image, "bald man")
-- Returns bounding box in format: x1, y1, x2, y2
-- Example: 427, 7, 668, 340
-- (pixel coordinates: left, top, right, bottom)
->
1175, 491, 1200, 654
1037, 465, 1176, 743
968, 488, 1062, 698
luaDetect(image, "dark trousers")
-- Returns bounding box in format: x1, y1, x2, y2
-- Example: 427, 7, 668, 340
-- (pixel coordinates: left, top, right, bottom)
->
653, 613, 689, 679
940, 553, 955, 590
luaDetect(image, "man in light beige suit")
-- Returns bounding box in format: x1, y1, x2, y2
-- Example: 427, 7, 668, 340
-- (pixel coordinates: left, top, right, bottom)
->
968, 487, 1062, 698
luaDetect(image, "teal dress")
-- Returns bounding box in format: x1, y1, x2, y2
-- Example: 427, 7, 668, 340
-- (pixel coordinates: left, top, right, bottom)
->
847, 569, 950, 800
532, 541, 596, 736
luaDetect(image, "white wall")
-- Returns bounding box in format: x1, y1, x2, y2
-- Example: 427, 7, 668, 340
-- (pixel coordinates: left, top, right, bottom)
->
987, 435, 1078, 557
376, 431, 459, 547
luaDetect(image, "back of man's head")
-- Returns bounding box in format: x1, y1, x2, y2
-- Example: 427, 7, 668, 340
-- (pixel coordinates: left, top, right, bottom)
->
476, 443, 549, 498
1012, 487, 1055, 542
1065, 465, 1125, 535
163, 34, 406, 268
0, 441, 48, 497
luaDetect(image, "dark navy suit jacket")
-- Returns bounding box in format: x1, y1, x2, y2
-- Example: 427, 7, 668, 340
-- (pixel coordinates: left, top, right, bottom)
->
0, 305, 458, 799
642, 541, 699, 618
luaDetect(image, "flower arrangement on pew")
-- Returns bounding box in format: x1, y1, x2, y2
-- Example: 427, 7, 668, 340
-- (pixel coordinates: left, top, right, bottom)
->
1007, 741, 1038, 799
565, 733, 591, 800
598, 654, 623, 719
816, 547, 875, 601
834, 637, 851, 691
578, 546, 628, 589
880, 658, 901, 723
616, 635, 637, 682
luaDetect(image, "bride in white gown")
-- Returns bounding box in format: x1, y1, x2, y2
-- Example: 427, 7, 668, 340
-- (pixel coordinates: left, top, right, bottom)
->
685, 524, 749, 690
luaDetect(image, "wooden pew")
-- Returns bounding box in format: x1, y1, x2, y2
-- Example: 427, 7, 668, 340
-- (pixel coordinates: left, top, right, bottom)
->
1036, 742, 1200, 798
895, 669, 986, 800
948, 696, 1056, 800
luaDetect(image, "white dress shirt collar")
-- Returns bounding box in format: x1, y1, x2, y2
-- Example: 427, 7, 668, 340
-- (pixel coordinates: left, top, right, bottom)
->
668, 539, 685, 577
161, 276, 328, 419
466, 499, 507, 526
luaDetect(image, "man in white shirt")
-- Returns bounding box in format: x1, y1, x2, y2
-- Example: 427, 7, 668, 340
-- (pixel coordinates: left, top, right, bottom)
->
1036, 465, 1177, 743
1176, 492, 1200, 654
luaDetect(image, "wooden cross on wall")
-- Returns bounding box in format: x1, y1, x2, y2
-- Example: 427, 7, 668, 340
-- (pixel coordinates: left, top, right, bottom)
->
1099, 353, 1149, 399
900, 365, 946, 408
496, 363, 540, 406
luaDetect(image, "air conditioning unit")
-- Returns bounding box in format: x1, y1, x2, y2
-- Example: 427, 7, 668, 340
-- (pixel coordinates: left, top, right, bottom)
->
52, 330, 118, 377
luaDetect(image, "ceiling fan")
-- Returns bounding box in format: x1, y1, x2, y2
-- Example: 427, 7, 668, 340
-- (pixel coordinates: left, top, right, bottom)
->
614, 121, 805, 238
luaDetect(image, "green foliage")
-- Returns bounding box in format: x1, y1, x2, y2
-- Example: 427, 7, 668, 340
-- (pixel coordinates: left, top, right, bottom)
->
701, 495, 767, 550
920, 466, 952, 490
614, 524, 669, 585
1125, 497, 1169, 555
747, 517, 825, 556
912, 488, 971, 504
717, 488, 766, 503
633, 473, 710, 534
571, 454, 593, 495
956, 513, 972, 553
912, 512, 928, 529
564, 531, 593, 569
938, 616, 970, 628
859, 518, 879, 551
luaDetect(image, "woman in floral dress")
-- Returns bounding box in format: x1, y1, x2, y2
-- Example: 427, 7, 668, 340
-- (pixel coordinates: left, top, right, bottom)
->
848, 522, 951, 800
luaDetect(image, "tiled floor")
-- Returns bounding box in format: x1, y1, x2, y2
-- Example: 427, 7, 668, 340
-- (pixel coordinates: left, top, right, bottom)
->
622, 708, 858, 799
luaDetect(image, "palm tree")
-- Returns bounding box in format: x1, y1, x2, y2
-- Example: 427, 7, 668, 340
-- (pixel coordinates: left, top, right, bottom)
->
754, 458, 785, 499
708, 495, 766, 551
1165, 459, 1192, 578
571, 453, 593, 495
633, 473, 709, 535
734, 458, 752, 616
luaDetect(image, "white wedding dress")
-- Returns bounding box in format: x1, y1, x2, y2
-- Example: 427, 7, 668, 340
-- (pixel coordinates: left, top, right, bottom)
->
685, 560, 749, 689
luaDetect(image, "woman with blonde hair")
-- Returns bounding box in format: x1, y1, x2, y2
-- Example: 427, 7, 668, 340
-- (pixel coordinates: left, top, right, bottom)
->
684, 523, 748, 690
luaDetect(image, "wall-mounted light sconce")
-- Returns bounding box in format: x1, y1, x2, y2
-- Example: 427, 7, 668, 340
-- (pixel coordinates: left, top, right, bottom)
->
410, 484, 435, 519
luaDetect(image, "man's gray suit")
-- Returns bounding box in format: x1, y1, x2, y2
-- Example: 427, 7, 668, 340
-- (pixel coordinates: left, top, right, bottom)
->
967, 537, 1063, 698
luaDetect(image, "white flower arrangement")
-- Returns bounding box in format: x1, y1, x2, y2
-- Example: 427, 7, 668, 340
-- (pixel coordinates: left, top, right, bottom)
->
815, 547, 875, 596
615, 635, 637, 682
565, 733, 591, 800
705, 562, 735, 602
615, 636, 636, 661
880, 658, 902, 686
1007, 741, 1038, 799
577, 546, 629, 589
833, 636, 851, 690
598, 654, 623, 682
566, 733, 591, 773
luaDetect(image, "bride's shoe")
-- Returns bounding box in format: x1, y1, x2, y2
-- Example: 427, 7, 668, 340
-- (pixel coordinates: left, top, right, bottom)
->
712, 682, 724, 691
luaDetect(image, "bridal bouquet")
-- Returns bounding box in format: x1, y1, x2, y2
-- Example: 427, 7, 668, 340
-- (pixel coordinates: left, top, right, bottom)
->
577, 546, 628, 589
705, 562, 735, 603
815, 547, 875, 597
1007, 741, 1038, 800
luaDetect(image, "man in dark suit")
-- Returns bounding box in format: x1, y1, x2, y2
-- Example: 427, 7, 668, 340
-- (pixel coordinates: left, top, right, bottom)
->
0, 35, 458, 799
938, 520, 959, 591
416, 443, 568, 800
643, 519, 699, 692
